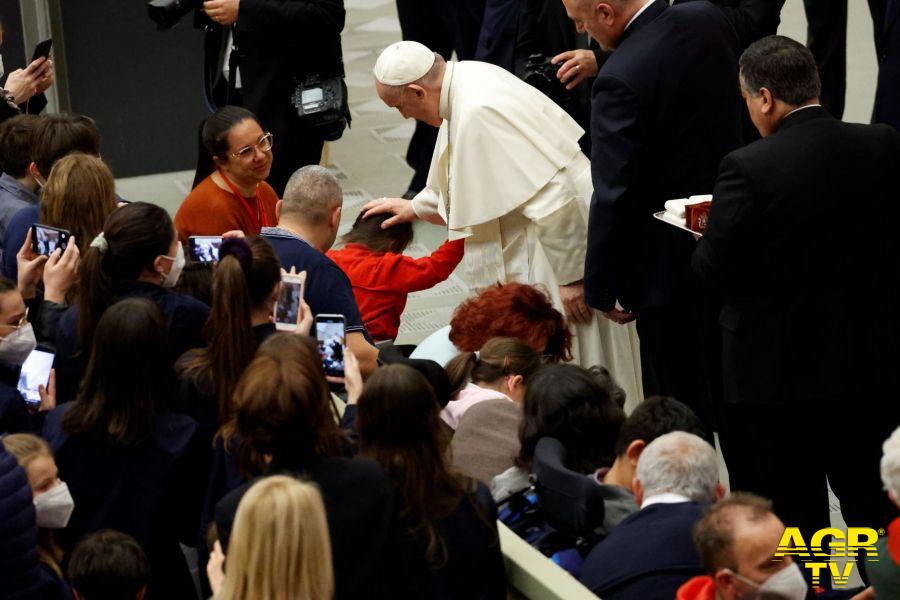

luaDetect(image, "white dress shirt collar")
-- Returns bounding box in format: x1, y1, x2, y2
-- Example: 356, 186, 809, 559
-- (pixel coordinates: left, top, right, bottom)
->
439, 61, 455, 121
641, 492, 692, 509
785, 103, 823, 118
625, 0, 657, 31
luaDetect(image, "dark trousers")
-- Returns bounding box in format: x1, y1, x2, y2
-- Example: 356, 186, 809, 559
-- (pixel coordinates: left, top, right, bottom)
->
395, 0, 484, 193
719, 394, 899, 584
474, 0, 520, 70
804, 0, 887, 120
266, 120, 324, 197
635, 303, 716, 438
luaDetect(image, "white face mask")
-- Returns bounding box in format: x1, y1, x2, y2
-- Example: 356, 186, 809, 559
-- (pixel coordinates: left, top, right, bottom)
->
731, 563, 809, 600
0, 322, 37, 366
34, 480, 75, 529
159, 243, 185, 288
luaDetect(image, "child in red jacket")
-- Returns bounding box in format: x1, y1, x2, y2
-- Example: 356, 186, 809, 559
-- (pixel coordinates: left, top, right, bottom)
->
328, 212, 464, 342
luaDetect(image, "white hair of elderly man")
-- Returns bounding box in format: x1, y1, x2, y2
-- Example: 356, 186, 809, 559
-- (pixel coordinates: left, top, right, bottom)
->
881, 425, 900, 506
635, 431, 721, 505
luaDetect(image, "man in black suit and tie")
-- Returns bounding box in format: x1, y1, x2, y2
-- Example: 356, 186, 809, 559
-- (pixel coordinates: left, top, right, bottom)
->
579, 431, 725, 599
564, 0, 743, 430
693, 36, 900, 550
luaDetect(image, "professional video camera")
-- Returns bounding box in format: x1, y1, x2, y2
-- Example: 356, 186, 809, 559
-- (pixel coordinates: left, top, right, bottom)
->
521, 54, 573, 105
292, 74, 349, 141
147, 0, 208, 30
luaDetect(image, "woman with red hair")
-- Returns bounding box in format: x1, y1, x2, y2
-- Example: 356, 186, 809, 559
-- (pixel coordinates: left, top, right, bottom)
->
411, 282, 642, 409
449, 282, 571, 362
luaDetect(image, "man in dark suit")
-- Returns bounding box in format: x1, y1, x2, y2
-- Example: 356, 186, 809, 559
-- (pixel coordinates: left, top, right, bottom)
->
693, 35, 900, 549
875, 0, 900, 130
579, 431, 725, 599
565, 0, 743, 430
201, 0, 349, 196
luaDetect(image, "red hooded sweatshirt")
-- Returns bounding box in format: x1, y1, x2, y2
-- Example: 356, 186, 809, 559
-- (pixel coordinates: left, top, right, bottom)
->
328, 240, 464, 341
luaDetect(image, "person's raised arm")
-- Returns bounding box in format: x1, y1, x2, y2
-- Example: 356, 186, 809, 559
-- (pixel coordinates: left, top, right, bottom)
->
385, 239, 465, 294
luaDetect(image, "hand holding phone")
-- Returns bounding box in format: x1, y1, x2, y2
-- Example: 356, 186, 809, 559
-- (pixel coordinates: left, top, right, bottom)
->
341, 349, 363, 404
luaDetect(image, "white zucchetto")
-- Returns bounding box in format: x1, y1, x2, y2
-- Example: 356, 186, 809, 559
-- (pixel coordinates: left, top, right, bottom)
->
373, 41, 436, 86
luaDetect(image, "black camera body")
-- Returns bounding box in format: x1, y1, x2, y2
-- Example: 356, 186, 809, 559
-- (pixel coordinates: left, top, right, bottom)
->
521, 54, 572, 104
292, 74, 348, 141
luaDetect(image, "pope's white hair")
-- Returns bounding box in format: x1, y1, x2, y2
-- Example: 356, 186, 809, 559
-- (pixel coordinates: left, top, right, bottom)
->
636, 431, 720, 503
881, 426, 900, 500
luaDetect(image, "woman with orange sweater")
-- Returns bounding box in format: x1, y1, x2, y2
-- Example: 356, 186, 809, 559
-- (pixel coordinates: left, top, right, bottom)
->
328, 212, 463, 342
174, 106, 278, 242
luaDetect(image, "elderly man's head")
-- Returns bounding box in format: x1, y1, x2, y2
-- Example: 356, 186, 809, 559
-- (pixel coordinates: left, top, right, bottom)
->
633, 431, 723, 507
738, 35, 821, 137
373, 42, 446, 127
881, 425, 900, 508
277, 165, 343, 251
560, 0, 647, 51
693, 493, 808, 600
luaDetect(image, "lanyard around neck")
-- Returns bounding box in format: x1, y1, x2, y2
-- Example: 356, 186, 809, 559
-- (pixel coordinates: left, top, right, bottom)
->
218, 169, 268, 230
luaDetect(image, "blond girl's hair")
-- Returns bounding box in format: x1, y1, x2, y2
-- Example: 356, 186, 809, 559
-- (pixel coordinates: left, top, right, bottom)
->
219, 475, 334, 600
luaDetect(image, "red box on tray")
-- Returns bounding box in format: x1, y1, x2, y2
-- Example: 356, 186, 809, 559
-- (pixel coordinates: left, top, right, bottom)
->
685, 201, 712, 234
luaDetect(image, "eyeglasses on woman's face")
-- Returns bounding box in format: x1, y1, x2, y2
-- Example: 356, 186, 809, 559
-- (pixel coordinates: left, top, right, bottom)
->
0, 307, 28, 332
230, 132, 274, 161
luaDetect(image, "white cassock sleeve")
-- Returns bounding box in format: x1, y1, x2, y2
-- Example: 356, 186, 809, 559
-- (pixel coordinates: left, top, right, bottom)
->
519, 192, 588, 287
411, 187, 446, 226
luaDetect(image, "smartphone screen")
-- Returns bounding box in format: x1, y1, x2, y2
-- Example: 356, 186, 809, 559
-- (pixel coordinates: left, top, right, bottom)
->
274, 272, 306, 331
32, 224, 70, 257
17, 349, 54, 408
188, 236, 223, 263
31, 39, 52, 63
316, 315, 345, 377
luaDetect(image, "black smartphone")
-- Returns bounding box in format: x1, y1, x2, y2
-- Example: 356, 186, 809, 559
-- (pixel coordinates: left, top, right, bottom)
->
274, 272, 306, 331
31, 39, 52, 62
188, 236, 223, 263
315, 314, 346, 377
16, 349, 54, 409
32, 224, 70, 256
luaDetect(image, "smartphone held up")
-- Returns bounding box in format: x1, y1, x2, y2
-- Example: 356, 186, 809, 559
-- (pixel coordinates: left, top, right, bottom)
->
32, 224, 70, 257
316, 314, 346, 378
274, 271, 307, 331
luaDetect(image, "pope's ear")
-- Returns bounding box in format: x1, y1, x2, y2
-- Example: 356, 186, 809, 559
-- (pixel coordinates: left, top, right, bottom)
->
407, 84, 426, 99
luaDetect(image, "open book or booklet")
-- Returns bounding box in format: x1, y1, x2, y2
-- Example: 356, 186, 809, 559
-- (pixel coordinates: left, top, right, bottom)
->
653, 195, 713, 235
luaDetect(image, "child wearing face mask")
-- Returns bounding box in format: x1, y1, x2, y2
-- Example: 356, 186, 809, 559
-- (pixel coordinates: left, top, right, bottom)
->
0, 277, 57, 436
2, 433, 73, 599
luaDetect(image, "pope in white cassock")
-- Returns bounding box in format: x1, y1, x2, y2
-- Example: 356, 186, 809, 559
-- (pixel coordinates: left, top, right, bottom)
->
364, 41, 643, 408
